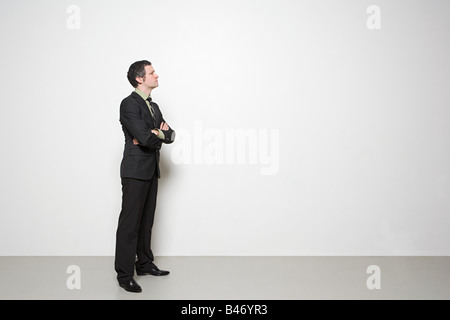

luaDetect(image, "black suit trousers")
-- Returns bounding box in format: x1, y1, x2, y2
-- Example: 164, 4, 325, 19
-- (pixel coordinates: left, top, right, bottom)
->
114, 171, 158, 283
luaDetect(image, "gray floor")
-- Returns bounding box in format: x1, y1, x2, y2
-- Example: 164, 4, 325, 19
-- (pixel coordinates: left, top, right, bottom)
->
0, 256, 449, 300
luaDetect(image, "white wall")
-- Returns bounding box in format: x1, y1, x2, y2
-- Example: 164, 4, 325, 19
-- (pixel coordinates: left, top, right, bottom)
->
1, 0, 449, 256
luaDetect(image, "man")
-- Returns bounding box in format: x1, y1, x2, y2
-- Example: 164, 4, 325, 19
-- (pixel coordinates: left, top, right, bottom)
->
115, 60, 175, 293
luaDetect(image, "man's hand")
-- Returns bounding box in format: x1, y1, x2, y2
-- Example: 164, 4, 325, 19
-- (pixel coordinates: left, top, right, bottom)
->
160, 122, 169, 131
133, 138, 139, 145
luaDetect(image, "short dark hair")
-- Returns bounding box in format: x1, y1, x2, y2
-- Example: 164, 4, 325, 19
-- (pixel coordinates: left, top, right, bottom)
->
127, 60, 152, 87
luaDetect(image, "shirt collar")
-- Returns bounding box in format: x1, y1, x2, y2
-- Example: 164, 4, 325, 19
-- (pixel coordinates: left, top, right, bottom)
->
135, 88, 151, 101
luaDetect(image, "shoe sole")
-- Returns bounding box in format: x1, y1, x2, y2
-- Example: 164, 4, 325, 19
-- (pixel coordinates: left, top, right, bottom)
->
136, 272, 170, 276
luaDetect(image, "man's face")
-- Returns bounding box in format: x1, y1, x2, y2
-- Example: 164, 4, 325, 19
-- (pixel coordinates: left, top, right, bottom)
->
138, 65, 159, 89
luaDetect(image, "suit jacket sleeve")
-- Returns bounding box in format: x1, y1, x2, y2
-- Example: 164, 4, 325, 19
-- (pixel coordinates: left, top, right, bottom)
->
120, 99, 162, 150
159, 120, 175, 144
154, 103, 176, 144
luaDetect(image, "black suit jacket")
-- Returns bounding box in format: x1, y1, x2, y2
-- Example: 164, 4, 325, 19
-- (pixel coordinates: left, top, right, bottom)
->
119, 91, 175, 180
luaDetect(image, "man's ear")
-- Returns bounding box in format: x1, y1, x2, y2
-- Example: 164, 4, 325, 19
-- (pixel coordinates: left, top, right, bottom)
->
135, 76, 143, 85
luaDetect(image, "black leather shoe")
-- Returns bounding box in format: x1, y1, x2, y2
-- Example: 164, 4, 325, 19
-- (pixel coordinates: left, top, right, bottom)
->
119, 278, 142, 293
136, 264, 170, 276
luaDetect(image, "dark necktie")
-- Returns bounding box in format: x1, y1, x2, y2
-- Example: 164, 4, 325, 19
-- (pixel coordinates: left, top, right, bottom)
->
146, 97, 155, 119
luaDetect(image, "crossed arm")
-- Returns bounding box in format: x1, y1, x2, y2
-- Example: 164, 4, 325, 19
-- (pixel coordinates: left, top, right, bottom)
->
133, 122, 169, 145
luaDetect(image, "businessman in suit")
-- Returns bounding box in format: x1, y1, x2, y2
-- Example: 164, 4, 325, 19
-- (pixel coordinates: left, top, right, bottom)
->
115, 60, 175, 293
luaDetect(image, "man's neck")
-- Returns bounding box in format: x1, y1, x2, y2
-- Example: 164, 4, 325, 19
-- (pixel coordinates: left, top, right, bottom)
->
136, 85, 152, 97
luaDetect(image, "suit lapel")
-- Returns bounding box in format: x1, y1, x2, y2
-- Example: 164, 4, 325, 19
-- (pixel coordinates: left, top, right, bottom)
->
131, 91, 155, 127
